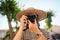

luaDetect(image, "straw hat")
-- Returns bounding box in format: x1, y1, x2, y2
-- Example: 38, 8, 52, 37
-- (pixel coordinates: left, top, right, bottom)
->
16, 7, 47, 21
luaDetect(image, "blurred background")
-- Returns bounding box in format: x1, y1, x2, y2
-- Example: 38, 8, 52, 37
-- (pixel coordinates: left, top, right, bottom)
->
0, 0, 60, 40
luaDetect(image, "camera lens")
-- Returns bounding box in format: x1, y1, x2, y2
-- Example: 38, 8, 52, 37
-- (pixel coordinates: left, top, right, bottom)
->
26, 15, 36, 23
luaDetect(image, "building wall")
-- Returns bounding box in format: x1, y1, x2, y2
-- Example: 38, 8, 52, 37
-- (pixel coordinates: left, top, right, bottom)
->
0, 30, 8, 40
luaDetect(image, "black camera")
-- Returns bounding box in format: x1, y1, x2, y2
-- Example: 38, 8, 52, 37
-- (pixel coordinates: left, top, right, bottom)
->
23, 15, 37, 31
26, 15, 37, 23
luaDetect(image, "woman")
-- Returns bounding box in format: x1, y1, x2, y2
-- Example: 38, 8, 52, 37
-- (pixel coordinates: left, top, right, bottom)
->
13, 7, 53, 40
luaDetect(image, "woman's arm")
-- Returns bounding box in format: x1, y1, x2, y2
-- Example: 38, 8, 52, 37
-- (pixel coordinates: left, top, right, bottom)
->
28, 19, 47, 40
37, 30, 47, 40
13, 15, 28, 40
13, 25, 24, 40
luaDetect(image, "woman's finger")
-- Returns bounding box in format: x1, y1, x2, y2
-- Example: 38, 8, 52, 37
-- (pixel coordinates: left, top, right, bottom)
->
34, 19, 37, 23
22, 15, 28, 19
28, 20, 31, 23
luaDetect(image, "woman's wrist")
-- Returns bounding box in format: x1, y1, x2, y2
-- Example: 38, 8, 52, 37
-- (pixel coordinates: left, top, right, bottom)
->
19, 23, 24, 30
35, 28, 43, 35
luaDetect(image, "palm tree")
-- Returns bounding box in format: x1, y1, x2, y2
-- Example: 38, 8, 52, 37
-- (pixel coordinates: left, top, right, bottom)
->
45, 10, 54, 30
2, 20, 19, 40
2, 20, 18, 40
0, 0, 20, 40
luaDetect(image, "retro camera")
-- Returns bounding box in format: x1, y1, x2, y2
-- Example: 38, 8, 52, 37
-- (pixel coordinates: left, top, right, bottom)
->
26, 15, 37, 23
23, 15, 37, 31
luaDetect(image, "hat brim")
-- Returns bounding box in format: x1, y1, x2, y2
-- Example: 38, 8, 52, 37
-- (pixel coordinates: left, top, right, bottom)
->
16, 8, 47, 21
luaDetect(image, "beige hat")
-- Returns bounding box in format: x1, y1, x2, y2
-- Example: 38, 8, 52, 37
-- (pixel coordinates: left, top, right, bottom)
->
16, 7, 47, 21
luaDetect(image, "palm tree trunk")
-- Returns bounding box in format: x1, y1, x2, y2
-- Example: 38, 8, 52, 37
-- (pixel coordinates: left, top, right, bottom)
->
8, 19, 14, 40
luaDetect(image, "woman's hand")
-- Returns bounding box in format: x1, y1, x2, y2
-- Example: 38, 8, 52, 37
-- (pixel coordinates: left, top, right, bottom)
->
28, 19, 39, 34
20, 15, 28, 29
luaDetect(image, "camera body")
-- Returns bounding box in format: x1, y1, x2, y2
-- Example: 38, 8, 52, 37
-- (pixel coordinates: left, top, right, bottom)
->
26, 15, 37, 23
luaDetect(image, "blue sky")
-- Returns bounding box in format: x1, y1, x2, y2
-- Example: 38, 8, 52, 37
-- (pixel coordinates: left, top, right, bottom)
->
0, 0, 60, 30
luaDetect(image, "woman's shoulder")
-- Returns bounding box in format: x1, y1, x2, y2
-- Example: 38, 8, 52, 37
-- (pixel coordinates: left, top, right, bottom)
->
40, 29, 53, 40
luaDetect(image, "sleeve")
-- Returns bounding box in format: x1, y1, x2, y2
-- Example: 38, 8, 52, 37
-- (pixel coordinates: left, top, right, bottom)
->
41, 29, 54, 40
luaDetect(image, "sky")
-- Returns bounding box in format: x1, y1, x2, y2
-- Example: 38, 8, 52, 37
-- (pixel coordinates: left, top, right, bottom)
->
0, 0, 60, 30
